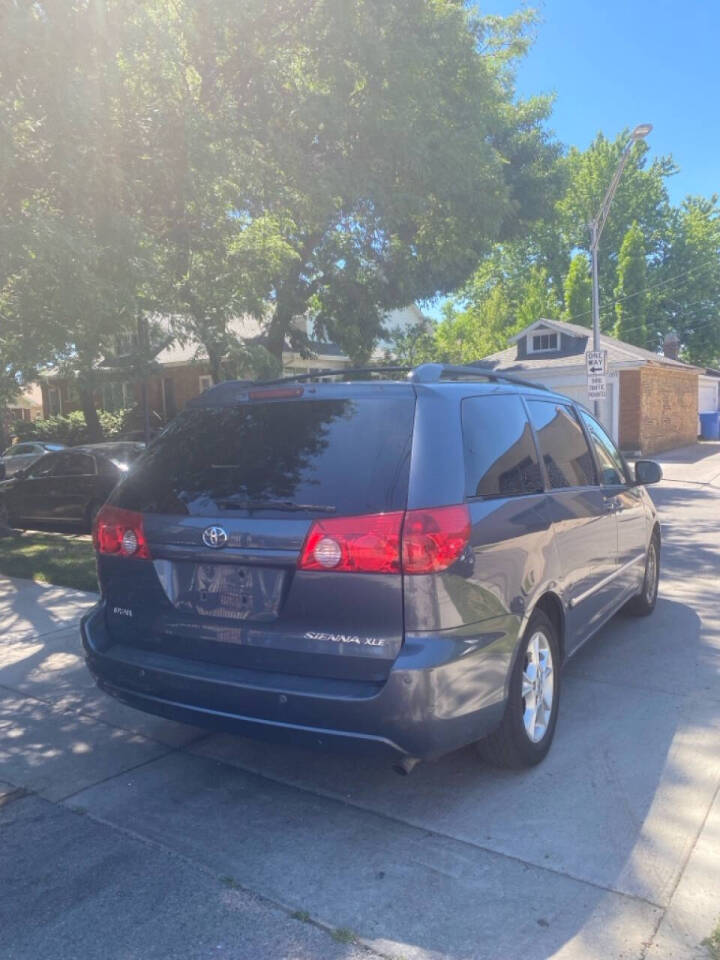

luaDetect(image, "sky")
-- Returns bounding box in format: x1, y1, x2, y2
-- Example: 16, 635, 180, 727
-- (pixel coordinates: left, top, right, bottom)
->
426, 0, 720, 318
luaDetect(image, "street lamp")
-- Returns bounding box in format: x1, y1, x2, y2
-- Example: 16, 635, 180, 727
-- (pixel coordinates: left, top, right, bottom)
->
588, 123, 653, 416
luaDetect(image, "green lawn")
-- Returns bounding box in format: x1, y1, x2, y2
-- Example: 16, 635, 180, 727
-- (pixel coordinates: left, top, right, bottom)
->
0, 530, 98, 592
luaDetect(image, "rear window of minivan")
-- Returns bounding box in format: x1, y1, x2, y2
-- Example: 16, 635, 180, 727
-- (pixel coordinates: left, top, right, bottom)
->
110, 397, 415, 517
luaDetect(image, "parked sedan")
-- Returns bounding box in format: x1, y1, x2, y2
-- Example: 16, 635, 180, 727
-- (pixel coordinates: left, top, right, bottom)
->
0, 442, 144, 532
0, 441, 66, 479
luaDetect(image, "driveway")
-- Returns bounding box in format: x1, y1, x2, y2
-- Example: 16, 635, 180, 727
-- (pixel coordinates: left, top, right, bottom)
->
2, 443, 720, 960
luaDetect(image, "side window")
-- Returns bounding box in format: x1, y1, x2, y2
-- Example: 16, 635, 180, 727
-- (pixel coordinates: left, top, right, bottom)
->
96, 456, 120, 479
55, 453, 96, 477
462, 395, 543, 499
578, 411, 629, 486
13, 444, 32, 456
527, 400, 597, 489
26, 454, 60, 479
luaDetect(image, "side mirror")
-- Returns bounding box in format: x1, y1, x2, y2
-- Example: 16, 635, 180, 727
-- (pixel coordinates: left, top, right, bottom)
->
634, 459, 663, 485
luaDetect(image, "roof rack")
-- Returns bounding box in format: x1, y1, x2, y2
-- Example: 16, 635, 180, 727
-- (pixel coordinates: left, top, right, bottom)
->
409, 362, 549, 391
254, 365, 410, 385
249, 362, 547, 391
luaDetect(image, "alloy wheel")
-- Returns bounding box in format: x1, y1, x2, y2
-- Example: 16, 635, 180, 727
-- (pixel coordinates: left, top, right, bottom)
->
521, 631, 555, 743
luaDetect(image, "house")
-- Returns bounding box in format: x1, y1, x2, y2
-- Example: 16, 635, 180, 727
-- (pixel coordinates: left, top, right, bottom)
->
5, 384, 43, 424
478, 318, 715, 454
39, 306, 428, 424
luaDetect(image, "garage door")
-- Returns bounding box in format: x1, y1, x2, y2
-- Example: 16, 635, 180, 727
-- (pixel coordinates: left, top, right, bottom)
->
699, 381, 718, 413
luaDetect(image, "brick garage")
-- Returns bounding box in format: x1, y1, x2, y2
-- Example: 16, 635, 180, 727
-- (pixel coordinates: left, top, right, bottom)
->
619, 365, 698, 454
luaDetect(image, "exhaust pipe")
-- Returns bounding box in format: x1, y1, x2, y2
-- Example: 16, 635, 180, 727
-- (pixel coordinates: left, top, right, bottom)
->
392, 756, 420, 776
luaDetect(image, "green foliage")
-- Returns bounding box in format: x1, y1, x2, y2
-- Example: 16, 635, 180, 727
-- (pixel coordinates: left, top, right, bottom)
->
443, 129, 720, 363
1, 0, 561, 396
382, 321, 438, 366
563, 254, 592, 326
435, 286, 518, 362
651, 196, 720, 365
614, 223, 648, 345
11, 408, 130, 444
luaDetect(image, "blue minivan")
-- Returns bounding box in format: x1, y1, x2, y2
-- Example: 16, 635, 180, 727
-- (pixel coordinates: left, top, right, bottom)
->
82, 364, 662, 770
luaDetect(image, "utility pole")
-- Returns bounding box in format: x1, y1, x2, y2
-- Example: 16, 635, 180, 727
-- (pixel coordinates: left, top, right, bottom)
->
588, 123, 652, 417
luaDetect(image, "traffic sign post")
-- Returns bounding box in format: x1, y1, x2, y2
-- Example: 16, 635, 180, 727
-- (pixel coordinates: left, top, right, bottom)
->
586, 350, 608, 401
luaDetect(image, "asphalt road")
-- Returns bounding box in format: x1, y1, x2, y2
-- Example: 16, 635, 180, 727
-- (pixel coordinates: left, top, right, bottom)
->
2, 443, 719, 960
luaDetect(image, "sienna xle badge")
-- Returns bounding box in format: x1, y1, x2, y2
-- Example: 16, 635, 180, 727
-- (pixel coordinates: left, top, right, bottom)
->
82, 364, 662, 771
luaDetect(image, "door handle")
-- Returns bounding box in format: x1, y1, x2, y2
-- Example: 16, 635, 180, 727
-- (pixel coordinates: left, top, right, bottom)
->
602, 498, 619, 513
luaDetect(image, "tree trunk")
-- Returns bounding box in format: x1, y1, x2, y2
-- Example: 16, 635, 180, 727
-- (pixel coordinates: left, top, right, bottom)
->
208, 349, 223, 385
79, 382, 102, 442
267, 304, 291, 362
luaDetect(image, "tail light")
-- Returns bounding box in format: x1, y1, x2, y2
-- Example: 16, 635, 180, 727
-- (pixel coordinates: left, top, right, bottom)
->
401, 505, 471, 574
297, 504, 470, 575
93, 505, 151, 559
298, 511, 403, 574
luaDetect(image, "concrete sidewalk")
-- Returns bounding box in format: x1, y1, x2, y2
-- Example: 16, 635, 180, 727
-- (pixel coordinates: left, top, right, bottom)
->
2, 444, 720, 959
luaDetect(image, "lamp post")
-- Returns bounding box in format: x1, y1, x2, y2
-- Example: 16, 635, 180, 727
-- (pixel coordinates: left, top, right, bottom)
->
589, 123, 652, 416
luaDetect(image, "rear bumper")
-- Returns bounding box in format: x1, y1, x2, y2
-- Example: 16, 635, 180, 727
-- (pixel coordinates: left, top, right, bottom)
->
81, 604, 515, 759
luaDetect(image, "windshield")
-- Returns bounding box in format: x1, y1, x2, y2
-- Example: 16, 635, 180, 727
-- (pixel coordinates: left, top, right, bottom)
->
111, 397, 415, 517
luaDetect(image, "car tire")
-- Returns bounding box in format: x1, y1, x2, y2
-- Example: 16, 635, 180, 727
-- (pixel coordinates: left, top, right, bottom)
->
478, 608, 561, 769
625, 532, 660, 617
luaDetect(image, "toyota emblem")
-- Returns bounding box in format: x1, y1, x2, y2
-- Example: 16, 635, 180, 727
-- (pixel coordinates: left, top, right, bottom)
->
202, 525, 229, 549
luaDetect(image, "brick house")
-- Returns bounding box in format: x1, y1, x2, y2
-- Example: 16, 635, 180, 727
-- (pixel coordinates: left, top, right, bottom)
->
39, 306, 427, 427
478, 318, 716, 454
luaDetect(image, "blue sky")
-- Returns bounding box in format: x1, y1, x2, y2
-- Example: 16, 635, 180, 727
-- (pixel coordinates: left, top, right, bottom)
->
425, 0, 720, 318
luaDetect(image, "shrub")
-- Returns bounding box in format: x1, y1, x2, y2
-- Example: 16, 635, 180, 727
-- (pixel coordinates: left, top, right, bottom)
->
10, 408, 134, 445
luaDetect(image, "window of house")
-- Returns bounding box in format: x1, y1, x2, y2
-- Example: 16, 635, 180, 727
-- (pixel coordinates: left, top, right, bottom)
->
530, 332, 558, 353
101, 381, 132, 413
198, 375, 213, 393
462, 395, 543, 499
47, 387, 62, 416
526, 400, 596, 489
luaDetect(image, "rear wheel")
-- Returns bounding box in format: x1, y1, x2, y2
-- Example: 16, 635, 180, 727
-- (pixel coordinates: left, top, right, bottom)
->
478, 608, 561, 769
625, 533, 660, 617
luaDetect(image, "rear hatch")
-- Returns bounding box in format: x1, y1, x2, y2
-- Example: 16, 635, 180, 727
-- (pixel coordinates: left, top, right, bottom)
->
99, 383, 415, 682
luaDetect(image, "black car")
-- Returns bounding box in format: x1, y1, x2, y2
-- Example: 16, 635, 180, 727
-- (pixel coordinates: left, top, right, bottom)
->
82, 365, 662, 770
0, 442, 145, 532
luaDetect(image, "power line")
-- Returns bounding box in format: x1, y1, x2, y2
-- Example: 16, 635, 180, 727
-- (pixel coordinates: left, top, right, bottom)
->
563, 252, 720, 327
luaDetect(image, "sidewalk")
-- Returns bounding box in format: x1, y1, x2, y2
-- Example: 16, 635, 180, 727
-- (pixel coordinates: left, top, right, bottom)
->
652, 441, 720, 487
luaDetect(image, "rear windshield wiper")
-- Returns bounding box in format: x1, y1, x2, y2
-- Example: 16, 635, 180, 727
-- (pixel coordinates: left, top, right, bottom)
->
216, 498, 336, 514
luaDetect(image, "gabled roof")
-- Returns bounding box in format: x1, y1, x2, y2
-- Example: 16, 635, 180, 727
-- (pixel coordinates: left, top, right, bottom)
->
487, 317, 699, 372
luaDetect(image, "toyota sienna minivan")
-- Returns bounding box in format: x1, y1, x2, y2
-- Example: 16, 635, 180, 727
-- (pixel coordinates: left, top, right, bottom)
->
82, 364, 662, 769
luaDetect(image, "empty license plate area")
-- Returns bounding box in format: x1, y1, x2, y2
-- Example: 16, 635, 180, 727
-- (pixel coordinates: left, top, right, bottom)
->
154, 559, 286, 621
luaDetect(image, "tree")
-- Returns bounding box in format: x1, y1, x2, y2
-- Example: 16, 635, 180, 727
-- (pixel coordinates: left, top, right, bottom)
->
651, 197, 720, 365
557, 131, 674, 307
188, 1, 561, 363
0, 1, 159, 439
563, 253, 592, 326
613, 223, 648, 345
434, 285, 517, 363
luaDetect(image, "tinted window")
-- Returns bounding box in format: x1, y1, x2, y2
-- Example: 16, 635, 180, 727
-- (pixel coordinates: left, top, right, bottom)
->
96, 456, 122, 479
111, 397, 415, 516
25, 454, 60, 478
54, 453, 96, 476
527, 401, 596, 489
462, 395, 542, 498
12, 444, 33, 456
578, 411, 628, 485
